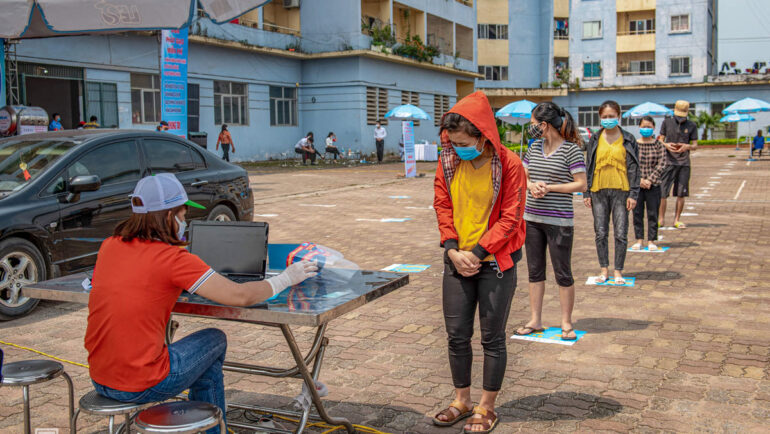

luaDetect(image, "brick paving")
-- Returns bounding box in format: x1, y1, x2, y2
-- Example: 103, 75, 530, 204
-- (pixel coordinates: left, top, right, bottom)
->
1, 149, 769, 433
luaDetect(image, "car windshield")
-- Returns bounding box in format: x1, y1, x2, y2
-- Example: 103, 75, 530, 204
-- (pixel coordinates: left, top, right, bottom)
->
0, 138, 80, 192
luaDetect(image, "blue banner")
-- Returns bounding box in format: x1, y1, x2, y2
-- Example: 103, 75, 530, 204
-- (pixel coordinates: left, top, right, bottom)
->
402, 120, 417, 178
160, 29, 188, 137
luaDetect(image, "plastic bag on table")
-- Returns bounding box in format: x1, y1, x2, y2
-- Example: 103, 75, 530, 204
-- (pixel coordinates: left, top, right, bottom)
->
286, 243, 359, 270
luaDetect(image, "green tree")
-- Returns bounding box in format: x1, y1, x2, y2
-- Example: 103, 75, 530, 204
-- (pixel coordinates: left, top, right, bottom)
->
689, 112, 722, 140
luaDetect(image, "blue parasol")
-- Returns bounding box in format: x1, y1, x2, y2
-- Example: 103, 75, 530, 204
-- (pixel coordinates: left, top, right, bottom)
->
621, 102, 673, 118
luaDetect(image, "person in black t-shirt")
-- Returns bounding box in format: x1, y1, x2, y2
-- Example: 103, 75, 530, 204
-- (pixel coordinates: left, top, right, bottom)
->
657, 100, 698, 229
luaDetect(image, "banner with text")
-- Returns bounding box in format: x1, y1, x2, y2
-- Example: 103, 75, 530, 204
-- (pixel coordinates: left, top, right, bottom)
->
160, 29, 188, 137
402, 120, 416, 178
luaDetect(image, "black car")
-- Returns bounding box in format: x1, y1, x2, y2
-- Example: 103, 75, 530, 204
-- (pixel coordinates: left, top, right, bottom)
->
0, 130, 253, 319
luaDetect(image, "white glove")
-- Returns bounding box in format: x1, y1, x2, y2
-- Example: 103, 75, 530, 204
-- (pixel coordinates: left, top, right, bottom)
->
267, 261, 318, 296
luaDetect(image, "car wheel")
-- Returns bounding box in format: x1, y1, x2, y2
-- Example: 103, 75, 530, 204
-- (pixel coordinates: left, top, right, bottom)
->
207, 204, 237, 222
0, 238, 44, 320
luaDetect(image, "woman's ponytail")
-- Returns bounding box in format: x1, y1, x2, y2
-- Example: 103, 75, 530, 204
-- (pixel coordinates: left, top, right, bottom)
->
560, 110, 581, 146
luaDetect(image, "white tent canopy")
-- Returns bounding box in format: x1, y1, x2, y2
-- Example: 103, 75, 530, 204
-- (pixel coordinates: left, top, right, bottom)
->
0, 0, 270, 39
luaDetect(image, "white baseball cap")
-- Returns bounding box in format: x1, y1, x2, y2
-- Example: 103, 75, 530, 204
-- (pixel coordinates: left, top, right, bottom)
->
129, 173, 205, 214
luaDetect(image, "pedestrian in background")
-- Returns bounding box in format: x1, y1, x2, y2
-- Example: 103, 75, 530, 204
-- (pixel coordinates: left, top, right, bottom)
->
658, 100, 698, 228
48, 113, 63, 131
325, 132, 340, 161
294, 132, 317, 165
374, 120, 387, 163
514, 102, 586, 341
632, 116, 667, 251
216, 124, 235, 162
156, 120, 169, 132
752, 129, 765, 158
84, 115, 100, 129
584, 100, 640, 285
432, 91, 526, 433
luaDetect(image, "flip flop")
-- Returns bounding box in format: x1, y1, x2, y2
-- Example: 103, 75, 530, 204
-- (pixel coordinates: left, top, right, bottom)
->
514, 326, 545, 336
613, 277, 626, 285
630, 243, 642, 250
674, 221, 687, 229
561, 328, 577, 341
595, 275, 609, 284
647, 243, 659, 251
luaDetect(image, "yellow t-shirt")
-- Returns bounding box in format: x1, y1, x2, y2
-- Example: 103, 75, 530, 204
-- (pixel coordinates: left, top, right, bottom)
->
591, 131, 629, 192
450, 157, 494, 261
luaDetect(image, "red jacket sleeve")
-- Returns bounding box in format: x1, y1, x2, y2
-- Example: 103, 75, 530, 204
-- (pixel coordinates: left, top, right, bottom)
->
477, 155, 527, 254
433, 160, 458, 249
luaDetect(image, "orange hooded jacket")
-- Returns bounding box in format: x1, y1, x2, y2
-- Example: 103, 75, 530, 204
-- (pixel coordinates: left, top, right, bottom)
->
433, 91, 527, 272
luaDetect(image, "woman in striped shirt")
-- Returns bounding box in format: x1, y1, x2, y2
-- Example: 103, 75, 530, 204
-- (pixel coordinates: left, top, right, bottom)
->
514, 102, 586, 341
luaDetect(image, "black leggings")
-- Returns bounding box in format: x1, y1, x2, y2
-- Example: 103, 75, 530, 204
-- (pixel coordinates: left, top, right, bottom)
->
442, 259, 517, 392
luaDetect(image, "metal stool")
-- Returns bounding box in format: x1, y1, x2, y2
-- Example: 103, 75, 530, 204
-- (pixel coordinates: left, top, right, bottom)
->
1, 359, 74, 434
71, 389, 157, 434
135, 401, 225, 433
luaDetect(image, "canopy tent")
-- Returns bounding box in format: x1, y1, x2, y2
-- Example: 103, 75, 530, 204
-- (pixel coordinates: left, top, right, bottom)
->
0, 0, 271, 39
384, 104, 431, 122
385, 104, 430, 178
621, 102, 673, 119
495, 99, 537, 157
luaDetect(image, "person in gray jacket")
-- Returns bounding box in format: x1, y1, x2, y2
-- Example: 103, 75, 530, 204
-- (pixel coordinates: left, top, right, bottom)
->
583, 100, 640, 285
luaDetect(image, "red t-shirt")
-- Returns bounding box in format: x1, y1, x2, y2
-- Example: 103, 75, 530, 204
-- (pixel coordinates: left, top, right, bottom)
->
84, 237, 214, 392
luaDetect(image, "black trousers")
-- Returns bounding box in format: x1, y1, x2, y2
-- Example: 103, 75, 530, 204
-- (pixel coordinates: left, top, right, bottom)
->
295, 148, 316, 164
325, 146, 340, 159
375, 139, 384, 162
221, 147, 230, 162
633, 185, 661, 241
442, 260, 517, 392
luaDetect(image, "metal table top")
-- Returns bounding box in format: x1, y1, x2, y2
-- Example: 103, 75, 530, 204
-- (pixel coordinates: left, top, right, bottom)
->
21, 268, 408, 327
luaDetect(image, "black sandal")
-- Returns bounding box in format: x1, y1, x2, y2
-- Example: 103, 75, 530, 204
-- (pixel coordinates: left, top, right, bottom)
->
514, 326, 545, 336
561, 328, 577, 341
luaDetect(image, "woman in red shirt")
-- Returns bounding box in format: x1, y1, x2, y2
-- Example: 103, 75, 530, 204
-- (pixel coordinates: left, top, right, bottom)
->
432, 92, 526, 433
85, 173, 316, 433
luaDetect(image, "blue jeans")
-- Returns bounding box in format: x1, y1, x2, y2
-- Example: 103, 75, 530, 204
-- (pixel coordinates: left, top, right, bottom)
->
94, 328, 227, 434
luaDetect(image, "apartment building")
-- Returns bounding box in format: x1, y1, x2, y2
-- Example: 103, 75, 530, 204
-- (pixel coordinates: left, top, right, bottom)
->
5, 0, 479, 160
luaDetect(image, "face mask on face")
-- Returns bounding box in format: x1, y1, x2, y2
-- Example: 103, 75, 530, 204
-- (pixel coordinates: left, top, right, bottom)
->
528, 122, 544, 139
639, 127, 654, 137
175, 215, 187, 241
601, 118, 619, 129
453, 138, 482, 160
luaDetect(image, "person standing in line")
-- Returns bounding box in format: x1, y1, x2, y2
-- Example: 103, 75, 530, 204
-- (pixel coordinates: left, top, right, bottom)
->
325, 132, 340, 161
48, 113, 63, 131
752, 129, 765, 158
84, 115, 100, 129
512, 102, 586, 341
432, 91, 527, 433
658, 100, 698, 228
584, 100, 640, 285
374, 120, 387, 163
294, 132, 317, 165
156, 120, 169, 132
216, 124, 235, 162
631, 116, 667, 251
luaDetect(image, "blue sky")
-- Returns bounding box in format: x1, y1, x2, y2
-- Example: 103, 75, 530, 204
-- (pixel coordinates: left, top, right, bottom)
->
718, 0, 770, 70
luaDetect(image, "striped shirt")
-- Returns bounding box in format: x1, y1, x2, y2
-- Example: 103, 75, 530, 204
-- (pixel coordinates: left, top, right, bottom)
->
522, 139, 585, 226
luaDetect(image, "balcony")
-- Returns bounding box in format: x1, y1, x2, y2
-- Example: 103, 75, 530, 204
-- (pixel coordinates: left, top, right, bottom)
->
617, 61, 655, 76
427, 14, 453, 56
361, 0, 390, 34
616, 0, 656, 12
455, 24, 473, 61
616, 33, 655, 53
262, 1, 301, 36
394, 2, 425, 43
554, 39, 569, 58
554, 18, 568, 40
554, 0, 569, 18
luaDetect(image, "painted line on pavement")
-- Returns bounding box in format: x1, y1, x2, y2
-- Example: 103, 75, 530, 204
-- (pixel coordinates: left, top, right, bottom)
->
734, 180, 747, 200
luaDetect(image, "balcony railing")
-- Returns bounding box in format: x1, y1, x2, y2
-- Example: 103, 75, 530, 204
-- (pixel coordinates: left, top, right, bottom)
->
617, 29, 655, 36
263, 22, 301, 37
617, 67, 655, 76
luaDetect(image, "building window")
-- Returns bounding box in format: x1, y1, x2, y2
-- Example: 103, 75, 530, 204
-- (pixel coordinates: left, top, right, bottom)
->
554, 19, 569, 39
578, 106, 600, 128
86, 82, 118, 128
401, 91, 420, 126
478, 65, 508, 81
187, 83, 200, 133
620, 104, 635, 127
434, 95, 450, 127
582, 20, 602, 39
366, 87, 388, 125
629, 19, 655, 35
477, 24, 508, 40
670, 14, 690, 33
131, 74, 160, 124
670, 56, 691, 76
269, 86, 297, 126
583, 62, 601, 79
214, 81, 247, 125
618, 60, 655, 75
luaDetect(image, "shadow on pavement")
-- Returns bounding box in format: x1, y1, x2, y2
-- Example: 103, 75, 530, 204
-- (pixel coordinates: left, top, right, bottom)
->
662, 241, 701, 248
683, 223, 726, 228
572, 317, 652, 333
625, 270, 683, 281
0, 300, 84, 330
499, 392, 622, 421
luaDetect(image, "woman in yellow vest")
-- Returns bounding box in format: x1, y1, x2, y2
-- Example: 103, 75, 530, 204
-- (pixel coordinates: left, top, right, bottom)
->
583, 101, 640, 285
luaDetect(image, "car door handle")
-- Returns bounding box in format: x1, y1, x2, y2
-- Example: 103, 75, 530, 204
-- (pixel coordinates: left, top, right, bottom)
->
191, 180, 209, 187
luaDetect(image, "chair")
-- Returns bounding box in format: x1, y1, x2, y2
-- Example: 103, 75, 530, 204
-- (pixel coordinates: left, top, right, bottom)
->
1, 359, 74, 434
71, 389, 158, 434
134, 401, 225, 434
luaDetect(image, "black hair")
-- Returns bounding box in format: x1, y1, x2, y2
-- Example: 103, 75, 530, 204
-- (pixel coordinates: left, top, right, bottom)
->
532, 102, 580, 145
52, 113, 60, 119
758, 129, 763, 136
440, 112, 482, 138
599, 100, 621, 118
89, 115, 98, 122
221, 124, 228, 131
638, 116, 655, 127
306, 132, 314, 143
327, 132, 334, 137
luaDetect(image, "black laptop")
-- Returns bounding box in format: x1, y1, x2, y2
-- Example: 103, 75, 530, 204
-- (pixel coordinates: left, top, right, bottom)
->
188, 221, 268, 283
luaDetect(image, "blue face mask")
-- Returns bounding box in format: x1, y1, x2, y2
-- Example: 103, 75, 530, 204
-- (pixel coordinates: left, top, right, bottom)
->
453, 138, 482, 160
601, 118, 619, 129
639, 127, 654, 137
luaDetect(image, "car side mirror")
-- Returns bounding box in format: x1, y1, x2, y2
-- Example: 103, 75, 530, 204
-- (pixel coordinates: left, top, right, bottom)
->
66, 175, 101, 202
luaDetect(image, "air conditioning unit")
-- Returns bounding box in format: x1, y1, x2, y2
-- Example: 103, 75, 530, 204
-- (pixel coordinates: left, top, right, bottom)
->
283, 0, 300, 8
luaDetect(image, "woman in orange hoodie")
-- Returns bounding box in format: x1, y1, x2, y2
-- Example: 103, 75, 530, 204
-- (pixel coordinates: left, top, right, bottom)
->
432, 92, 527, 433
